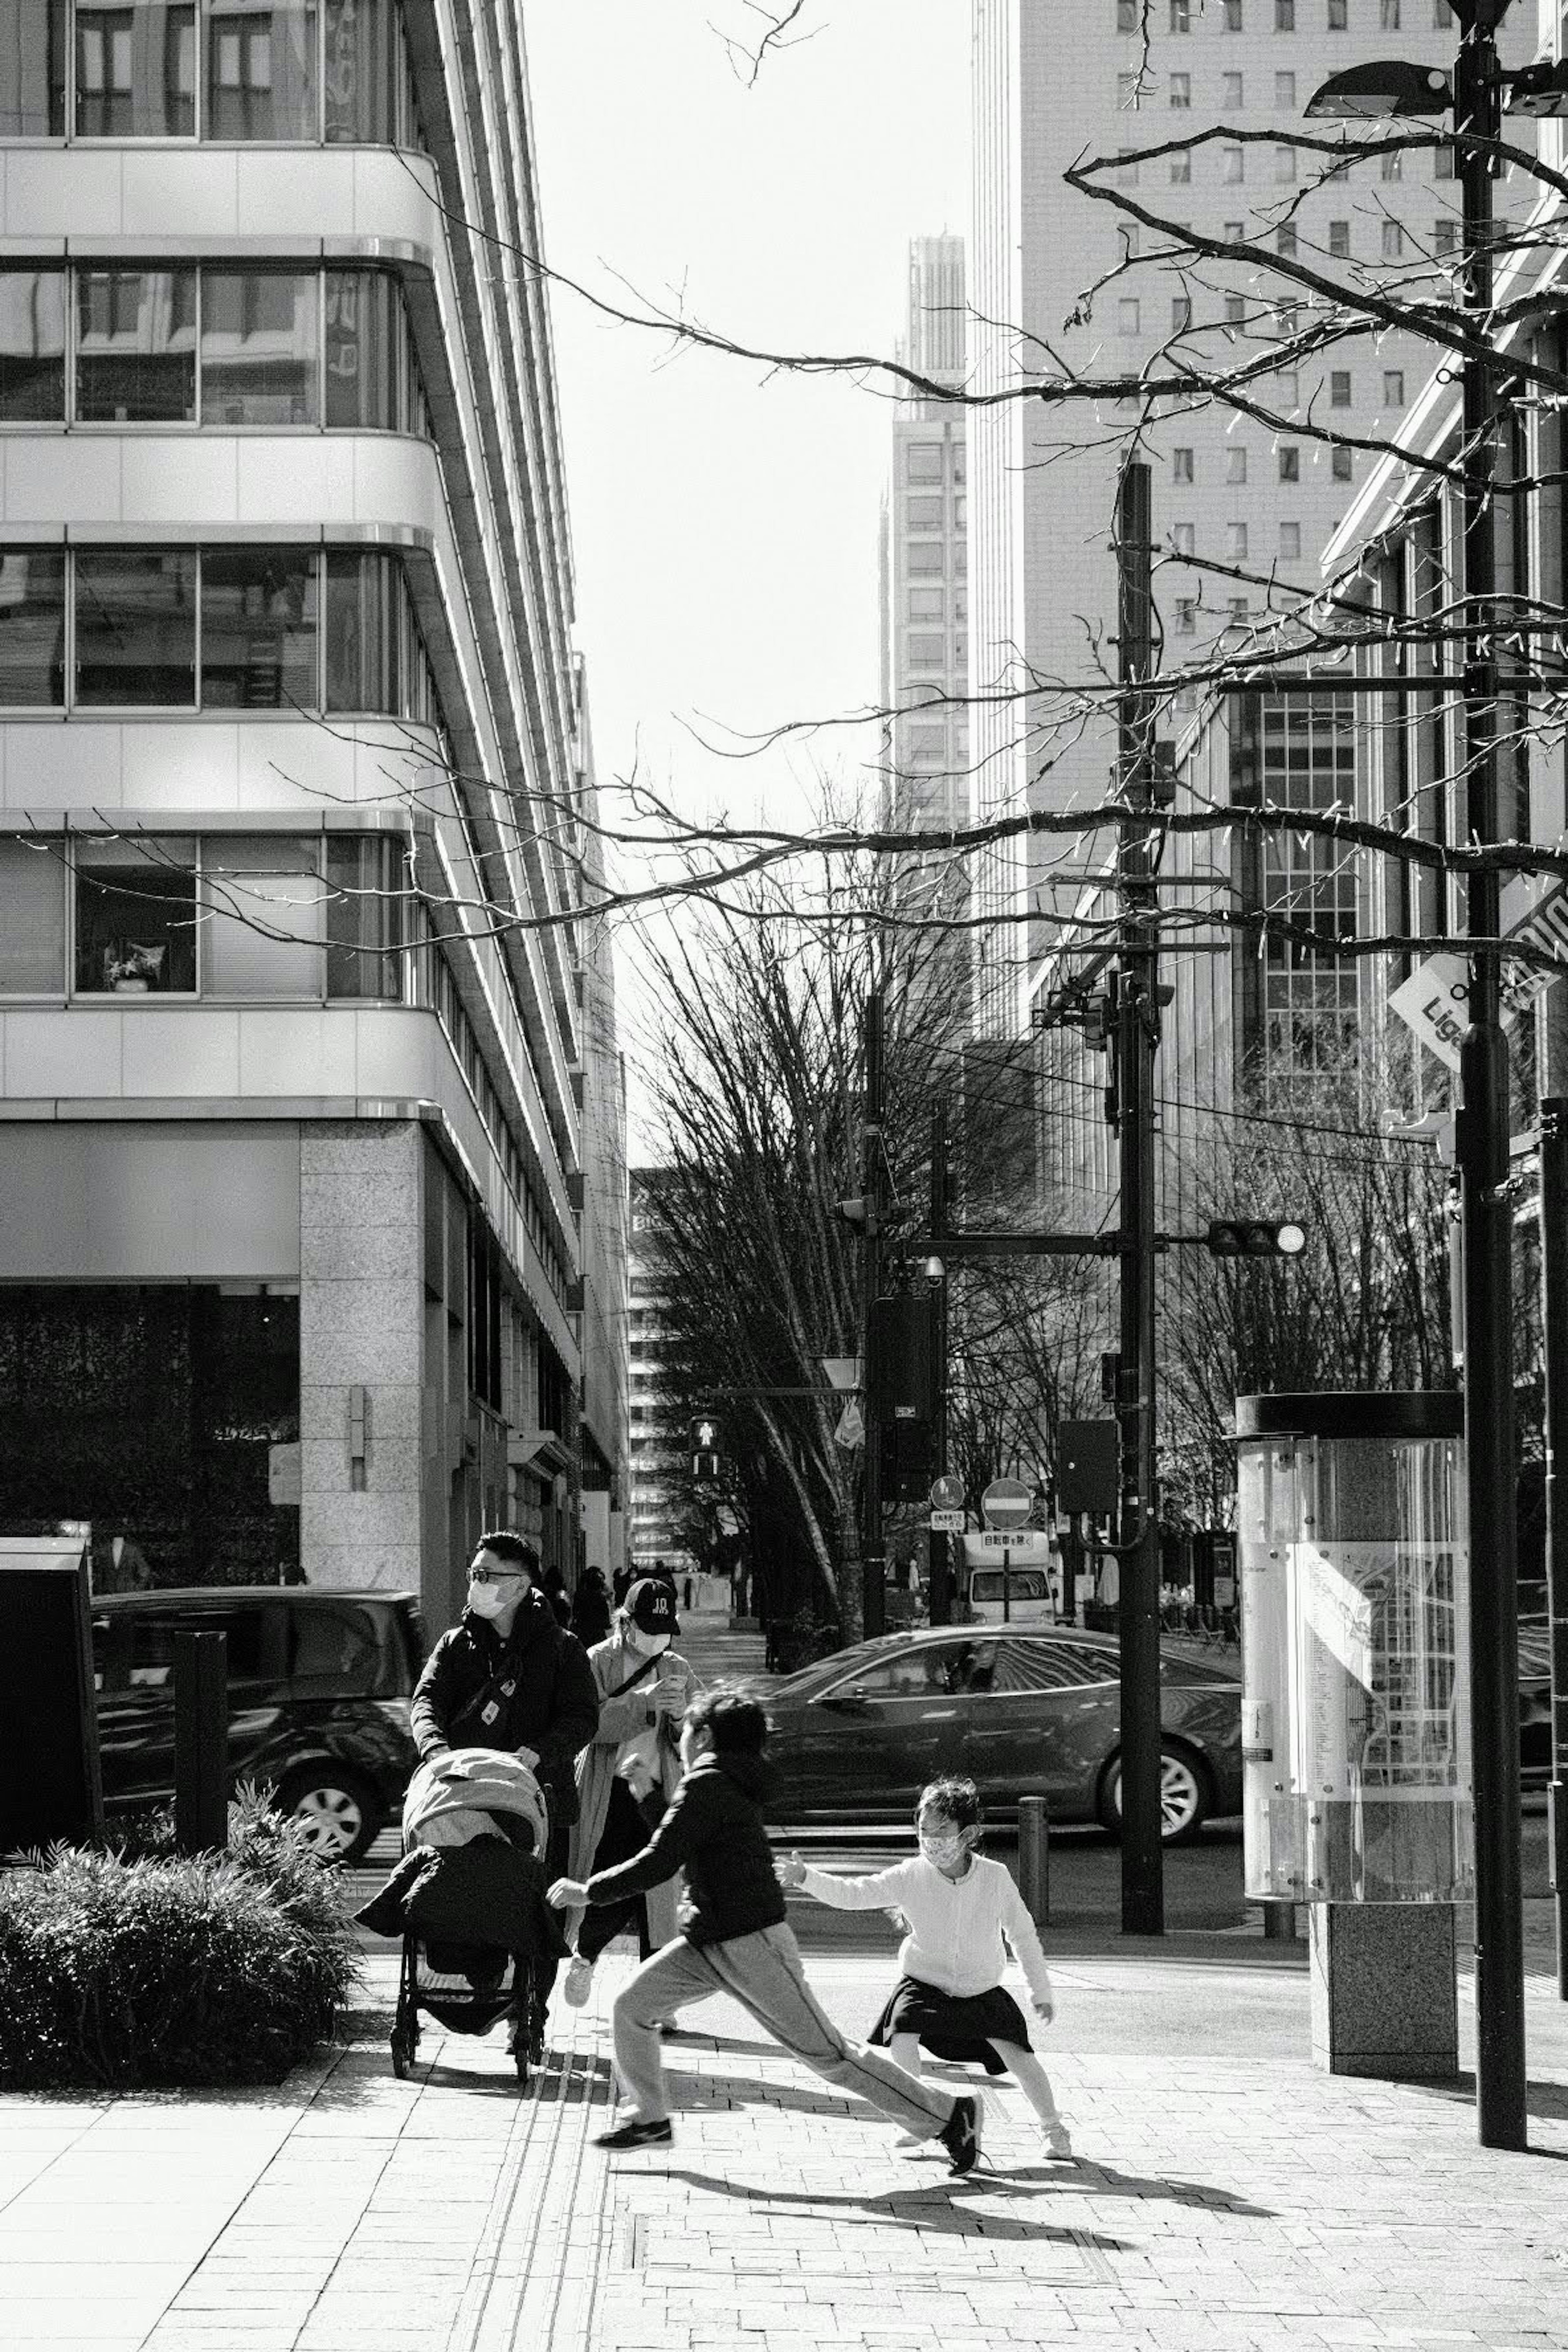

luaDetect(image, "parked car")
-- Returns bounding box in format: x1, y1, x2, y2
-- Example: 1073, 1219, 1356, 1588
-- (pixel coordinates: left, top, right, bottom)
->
90, 1588, 424, 1862
754, 1626, 1241, 1841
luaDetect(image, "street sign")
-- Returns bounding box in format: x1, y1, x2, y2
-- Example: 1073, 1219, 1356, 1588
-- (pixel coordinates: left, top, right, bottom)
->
1388, 954, 1470, 1073
929, 1474, 965, 1512
980, 1475, 1033, 1530
963, 1530, 1056, 1565
929, 1509, 965, 1534
833, 1400, 865, 1450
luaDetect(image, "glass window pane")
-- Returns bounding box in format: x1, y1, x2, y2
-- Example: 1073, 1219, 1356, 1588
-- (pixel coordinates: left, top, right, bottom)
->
0, 837, 67, 991
325, 833, 404, 999
323, 267, 393, 428
202, 833, 324, 994
0, 270, 67, 421
75, 2, 195, 135
75, 835, 198, 993
206, 1, 318, 139
201, 269, 318, 425
75, 550, 197, 707
0, 549, 66, 706
324, 550, 399, 711
75, 269, 197, 423
199, 546, 318, 709
323, 0, 400, 141
0, 0, 67, 133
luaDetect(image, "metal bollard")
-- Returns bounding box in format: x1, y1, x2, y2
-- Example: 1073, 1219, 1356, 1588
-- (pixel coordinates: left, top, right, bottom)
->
174, 1630, 229, 1855
1017, 1795, 1050, 1931
1261, 1899, 1299, 1942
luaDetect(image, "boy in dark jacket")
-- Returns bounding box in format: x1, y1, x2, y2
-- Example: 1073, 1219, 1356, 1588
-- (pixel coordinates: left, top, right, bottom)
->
547, 1689, 979, 2172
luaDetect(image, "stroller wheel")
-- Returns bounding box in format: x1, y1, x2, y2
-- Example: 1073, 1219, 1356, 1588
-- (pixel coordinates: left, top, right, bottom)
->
391, 2036, 411, 2080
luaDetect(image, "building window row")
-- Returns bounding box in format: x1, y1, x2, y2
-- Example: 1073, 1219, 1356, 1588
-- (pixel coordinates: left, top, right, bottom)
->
0, 542, 438, 719
0, 263, 428, 434
2, 0, 420, 146
905, 441, 966, 489
0, 825, 407, 998
1130, 0, 1443, 26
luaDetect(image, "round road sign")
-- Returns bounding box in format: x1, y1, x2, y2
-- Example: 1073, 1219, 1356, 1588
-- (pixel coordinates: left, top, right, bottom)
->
980, 1476, 1034, 1530
929, 1474, 965, 1512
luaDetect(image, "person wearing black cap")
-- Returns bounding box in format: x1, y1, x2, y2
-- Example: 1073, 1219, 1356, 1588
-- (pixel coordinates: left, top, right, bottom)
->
560, 1576, 702, 2006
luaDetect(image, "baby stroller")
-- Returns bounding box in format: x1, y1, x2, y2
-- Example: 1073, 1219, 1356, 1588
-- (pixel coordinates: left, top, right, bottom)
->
356, 1750, 564, 2088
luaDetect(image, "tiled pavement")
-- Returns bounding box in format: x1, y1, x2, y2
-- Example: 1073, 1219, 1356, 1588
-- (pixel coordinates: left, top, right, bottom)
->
6, 1936, 1568, 2352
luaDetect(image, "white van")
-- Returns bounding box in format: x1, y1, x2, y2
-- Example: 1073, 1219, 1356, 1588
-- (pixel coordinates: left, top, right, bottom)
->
964, 1561, 1057, 1626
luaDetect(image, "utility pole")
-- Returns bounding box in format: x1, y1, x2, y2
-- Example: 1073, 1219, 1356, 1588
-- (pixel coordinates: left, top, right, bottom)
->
1113, 459, 1164, 1937
929, 1107, 953, 1627
1454, 0, 1526, 2147
1539, 1095, 1568, 1999
860, 988, 887, 1642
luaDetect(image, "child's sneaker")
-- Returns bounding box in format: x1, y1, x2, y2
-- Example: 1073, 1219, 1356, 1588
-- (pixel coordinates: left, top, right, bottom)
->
563, 1956, 595, 2008
1047, 2121, 1074, 2160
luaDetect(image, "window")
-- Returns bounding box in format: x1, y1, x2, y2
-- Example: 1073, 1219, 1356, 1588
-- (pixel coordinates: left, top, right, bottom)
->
0, 0, 66, 133
909, 587, 943, 621
1223, 0, 1242, 24
1174, 598, 1197, 635
75, 268, 197, 423
1118, 297, 1141, 334
1381, 219, 1405, 260
200, 546, 317, 709
1276, 369, 1298, 405
1330, 368, 1352, 405
1116, 146, 1139, 185
75, 835, 198, 994
1383, 368, 1405, 406
1275, 0, 1295, 21
906, 495, 944, 529
1225, 294, 1247, 329
202, 835, 324, 995
325, 833, 404, 999
1380, 0, 1400, 22
75, 550, 197, 706
0, 549, 66, 706
1433, 0, 1451, 18
1436, 141, 1455, 180
324, 267, 420, 431
1117, 70, 1137, 111
1434, 218, 1458, 257
1227, 521, 1249, 560
1327, 0, 1346, 22
1117, 0, 1138, 26
1332, 445, 1353, 480
906, 541, 944, 577
201, 269, 317, 425
906, 725, 947, 764
1229, 596, 1250, 623
1274, 142, 1296, 182
1172, 446, 1194, 482
995, 1640, 1117, 1693
1226, 446, 1247, 484
1173, 522, 1196, 555
1223, 145, 1244, 183
1381, 149, 1402, 182
1275, 225, 1297, 260
76, 0, 196, 135
1169, 0, 1191, 25
0, 270, 67, 421
1280, 521, 1302, 559
1169, 71, 1190, 108
0, 837, 67, 992
207, 0, 319, 140
1169, 148, 1191, 183
909, 444, 946, 485
323, 550, 402, 710
906, 633, 945, 670
1279, 445, 1300, 481
1328, 220, 1350, 257
1172, 294, 1193, 330
1222, 71, 1243, 108
322, 0, 409, 142
1275, 69, 1296, 108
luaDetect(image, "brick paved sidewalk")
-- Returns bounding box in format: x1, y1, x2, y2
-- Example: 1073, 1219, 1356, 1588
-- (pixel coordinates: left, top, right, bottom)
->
4, 1944, 1567, 2352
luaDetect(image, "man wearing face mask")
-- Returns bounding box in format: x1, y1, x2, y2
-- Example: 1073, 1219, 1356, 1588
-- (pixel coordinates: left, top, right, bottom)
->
411, 1530, 600, 1900
560, 1578, 701, 2006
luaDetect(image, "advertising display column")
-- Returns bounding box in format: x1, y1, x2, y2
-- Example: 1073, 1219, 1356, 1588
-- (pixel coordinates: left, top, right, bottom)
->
1236, 1392, 1470, 2079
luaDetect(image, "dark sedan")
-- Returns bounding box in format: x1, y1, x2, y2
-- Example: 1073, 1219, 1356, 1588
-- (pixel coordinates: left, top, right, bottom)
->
755, 1627, 1241, 1841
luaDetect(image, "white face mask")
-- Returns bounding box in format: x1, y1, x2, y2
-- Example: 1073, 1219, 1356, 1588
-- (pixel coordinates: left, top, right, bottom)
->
628, 1627, 671, 1657
919, 1830, 967, 1872
468, 1575, 525, 1621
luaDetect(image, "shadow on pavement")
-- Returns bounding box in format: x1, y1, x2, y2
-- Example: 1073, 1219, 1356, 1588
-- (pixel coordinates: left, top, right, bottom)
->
650, 2166, 1135, 2247
1407, 2073, 1568, 2127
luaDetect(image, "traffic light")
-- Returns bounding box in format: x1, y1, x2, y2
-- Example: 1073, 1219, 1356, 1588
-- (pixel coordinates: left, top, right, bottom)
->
691, 1417, 721, 1483
869, 1294, 935, 1427
1205, 1218, 1307, 1258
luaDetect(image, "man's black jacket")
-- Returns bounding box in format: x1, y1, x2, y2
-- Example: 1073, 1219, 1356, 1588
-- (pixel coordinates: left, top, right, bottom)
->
410, 1593, 599, 1824
582, 1749, 786, 1947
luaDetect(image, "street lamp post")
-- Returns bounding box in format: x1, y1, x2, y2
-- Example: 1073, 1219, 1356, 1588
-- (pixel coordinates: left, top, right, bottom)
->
1306, 0, 1531, 2150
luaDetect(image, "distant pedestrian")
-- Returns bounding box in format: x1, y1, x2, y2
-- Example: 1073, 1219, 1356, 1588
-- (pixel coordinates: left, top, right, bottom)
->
547, 1690, 979, 2170
682, 1574, 695, 1611
612, 1566, 634, 1609
570, 1565, 612, 1647
780, 1774, 1070, 2158
541, 1563, 572, 1627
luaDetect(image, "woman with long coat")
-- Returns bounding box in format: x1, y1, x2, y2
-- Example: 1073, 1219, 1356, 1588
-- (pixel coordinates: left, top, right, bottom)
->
561, 1577, 702, 2002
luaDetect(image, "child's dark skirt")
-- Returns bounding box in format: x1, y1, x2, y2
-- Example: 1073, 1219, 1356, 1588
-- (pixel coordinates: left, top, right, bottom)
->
868, 1975, 1033, 2076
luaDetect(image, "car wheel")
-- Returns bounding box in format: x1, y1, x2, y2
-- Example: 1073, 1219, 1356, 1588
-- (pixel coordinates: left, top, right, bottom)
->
1097, 1744, 1209, 1845
273, 1766, 381, 1864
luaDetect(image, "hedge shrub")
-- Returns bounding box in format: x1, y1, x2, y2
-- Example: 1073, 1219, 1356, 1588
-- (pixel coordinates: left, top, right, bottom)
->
0, 1787, 361, 2090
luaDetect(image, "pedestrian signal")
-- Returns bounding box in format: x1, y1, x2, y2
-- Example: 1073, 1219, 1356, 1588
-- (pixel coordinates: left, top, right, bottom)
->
1205, 1219, 1307, 1258
691, 1419, 721, 1483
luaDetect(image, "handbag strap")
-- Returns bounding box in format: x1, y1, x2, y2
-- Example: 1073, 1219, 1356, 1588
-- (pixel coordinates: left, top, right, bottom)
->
604, 1651, 662, 1704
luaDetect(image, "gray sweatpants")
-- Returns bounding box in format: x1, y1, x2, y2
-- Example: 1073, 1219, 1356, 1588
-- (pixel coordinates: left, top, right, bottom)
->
610, 1922, 959, 2139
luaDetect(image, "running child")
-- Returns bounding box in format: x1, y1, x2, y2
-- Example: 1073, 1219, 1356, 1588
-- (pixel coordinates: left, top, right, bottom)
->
780, 1774, 1072, 2158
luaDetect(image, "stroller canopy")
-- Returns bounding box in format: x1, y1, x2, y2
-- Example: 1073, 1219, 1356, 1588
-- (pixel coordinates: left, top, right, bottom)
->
402, 1749, 549, 1856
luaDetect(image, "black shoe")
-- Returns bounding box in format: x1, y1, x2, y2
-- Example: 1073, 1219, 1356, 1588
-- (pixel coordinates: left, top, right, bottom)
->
938, 2095, 979, 2177
594, 2116, 673, 2151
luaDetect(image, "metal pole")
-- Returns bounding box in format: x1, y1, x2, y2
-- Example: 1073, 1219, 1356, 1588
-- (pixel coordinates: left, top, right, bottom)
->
861, 989, 886, 1642
1539, 1097, 1568, 1999
174, 1630, 229, 1856
928, 1108, 953, 1628
1114, 459, 1165, 1937
1017, 1795, 1050, 1931
1456, 3, 1526, 2147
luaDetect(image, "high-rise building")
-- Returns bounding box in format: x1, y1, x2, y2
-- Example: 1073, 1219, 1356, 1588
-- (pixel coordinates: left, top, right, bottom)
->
969, 0, 1530, 1037
0, 2, 626, 1634
626, 1168, 694, 1579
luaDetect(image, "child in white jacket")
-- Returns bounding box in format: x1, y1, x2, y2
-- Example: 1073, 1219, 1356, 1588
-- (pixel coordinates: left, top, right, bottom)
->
780, 1773, 1072, 2158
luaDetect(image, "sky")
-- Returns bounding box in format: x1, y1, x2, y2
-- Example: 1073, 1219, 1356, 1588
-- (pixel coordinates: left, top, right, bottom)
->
524, 0, 971, 836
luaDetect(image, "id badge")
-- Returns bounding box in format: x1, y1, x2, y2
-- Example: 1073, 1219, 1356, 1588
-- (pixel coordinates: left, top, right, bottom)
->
481, 1699, 501, 1726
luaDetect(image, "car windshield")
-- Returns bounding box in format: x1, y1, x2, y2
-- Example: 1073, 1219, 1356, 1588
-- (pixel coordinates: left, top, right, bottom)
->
771, 1633, 936, 1700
